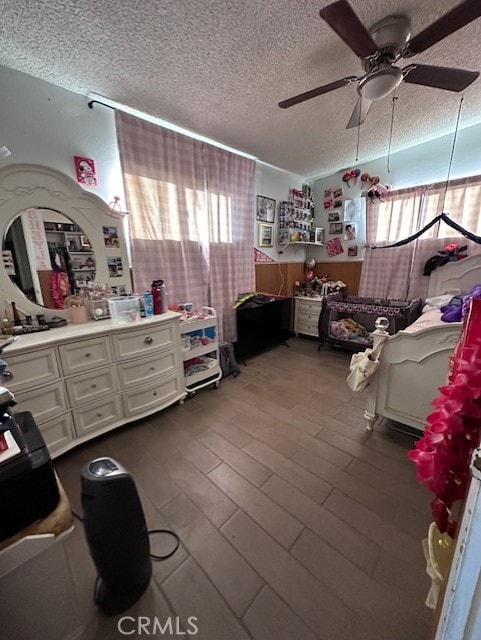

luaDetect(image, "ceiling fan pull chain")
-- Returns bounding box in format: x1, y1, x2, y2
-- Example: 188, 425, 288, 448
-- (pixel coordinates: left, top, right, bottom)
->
440, 96, 464, 214
387, 94, 398, 173
355, 99, 361, 162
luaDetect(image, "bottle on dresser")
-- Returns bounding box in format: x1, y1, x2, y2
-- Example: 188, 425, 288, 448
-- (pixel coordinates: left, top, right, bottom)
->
151, 280, 168, 314
143, 291, 154, 317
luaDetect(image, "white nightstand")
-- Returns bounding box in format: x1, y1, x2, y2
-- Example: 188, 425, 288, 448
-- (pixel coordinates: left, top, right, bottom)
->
293, 296, 324, 337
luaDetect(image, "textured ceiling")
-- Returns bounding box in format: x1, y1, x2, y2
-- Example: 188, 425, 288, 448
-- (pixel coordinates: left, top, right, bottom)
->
0, 0, 480, 178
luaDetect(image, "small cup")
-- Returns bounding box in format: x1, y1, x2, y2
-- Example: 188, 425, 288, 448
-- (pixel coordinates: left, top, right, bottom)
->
69, 306, 89, 324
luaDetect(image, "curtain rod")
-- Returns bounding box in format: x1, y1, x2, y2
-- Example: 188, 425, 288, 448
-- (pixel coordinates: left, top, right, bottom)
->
87, 99, 116, 110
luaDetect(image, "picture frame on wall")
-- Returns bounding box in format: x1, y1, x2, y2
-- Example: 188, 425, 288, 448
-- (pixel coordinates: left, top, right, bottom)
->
314, 228, 325, 245
329, 222, 343, 235
256, 195, 276, 223
258, 223, 274, 247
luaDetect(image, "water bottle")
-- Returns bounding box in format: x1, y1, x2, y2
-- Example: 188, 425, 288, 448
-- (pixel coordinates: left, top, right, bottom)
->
143, 292, 154, 317
151, 281, 163, 315
160, 281, 168, 314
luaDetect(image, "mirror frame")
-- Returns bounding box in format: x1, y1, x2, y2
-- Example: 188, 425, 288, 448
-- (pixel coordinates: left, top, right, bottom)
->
0, 163, 130, 319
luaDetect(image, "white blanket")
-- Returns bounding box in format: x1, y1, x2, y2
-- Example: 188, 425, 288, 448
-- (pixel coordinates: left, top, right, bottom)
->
402, 309, 445, 333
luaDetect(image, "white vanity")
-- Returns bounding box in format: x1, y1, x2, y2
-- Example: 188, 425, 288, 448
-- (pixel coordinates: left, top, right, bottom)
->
0, 164, 186, 457
3, 314, 186, 457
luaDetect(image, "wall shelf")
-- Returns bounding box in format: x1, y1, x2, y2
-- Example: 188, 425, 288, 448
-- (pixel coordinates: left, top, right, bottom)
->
278, 241, 323, 254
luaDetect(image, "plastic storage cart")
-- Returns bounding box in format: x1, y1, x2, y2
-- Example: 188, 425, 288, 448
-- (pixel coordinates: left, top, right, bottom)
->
180, 306, 222, 396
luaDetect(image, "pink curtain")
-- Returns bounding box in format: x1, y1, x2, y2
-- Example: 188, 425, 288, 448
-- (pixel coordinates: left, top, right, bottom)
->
360, 177, 481, 300
359, 187, 423, 298
116, 111, 255, 342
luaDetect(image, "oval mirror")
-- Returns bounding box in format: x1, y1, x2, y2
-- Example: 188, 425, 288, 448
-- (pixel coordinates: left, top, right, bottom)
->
3, 208, 96, 310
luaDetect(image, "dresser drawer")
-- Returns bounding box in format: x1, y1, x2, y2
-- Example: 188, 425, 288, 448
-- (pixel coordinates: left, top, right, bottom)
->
298, 310, 321, 325
65, 366, 118, 408
117, 351, 178, 389
123, 376, 183, 417
38, 412, 74, 458
112, 322, 177, 361
14, 381, 67, 425
296, 298, 323, 314
72, 395, 123, 436
5, 348, 59, 393
59, 337, 112, 376
296, 321, 319, 337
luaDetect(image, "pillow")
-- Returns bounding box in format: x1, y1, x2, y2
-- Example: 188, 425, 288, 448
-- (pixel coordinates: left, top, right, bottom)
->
422, 291, 461, 313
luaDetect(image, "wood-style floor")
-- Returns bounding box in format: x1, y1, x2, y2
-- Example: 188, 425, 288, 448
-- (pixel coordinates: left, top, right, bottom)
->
55, 337, 434, 640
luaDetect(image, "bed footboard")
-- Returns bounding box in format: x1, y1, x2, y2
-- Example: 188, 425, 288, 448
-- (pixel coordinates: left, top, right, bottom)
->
366, 323, 461, 433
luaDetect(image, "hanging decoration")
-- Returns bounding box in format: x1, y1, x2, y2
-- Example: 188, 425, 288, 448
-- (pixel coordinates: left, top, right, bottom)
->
342, 169, 361, 187
408, 299, 481, 538
50, 271, 70, 309
107, 196, 129, 219
372, 213, 481, 249
254, 247, 275, 263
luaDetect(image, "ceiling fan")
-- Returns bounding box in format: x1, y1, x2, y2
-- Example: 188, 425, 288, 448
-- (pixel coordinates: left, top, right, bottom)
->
279, 0, 481, 128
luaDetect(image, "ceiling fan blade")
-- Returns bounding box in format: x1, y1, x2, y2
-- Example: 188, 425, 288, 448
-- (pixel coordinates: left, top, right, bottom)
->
346, 97, 373, 129
405, 0, 481, 55
403, 64, 479, 92
278, 76, 357, 109
319, 0, 378, 58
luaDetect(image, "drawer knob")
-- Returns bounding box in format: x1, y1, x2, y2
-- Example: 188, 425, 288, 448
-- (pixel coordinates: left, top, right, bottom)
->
91, 384, 97, 389
85, 352, 91, 358
153, 391, 157, 396
2, 370, 13, 380
96, 412, 102, 418
144, 337, 154, 345
150, 366, 156, 371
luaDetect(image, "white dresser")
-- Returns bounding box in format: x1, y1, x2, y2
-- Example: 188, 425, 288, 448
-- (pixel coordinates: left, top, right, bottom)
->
293, 296, 324, 338
3, 312, 186, 458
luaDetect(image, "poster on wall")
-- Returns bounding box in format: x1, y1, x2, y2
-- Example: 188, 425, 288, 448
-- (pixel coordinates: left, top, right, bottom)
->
344, 223, 357, 240
74, 156, 97, 186
107, 256, 123, 277
329, 222, 343, 235
103, 226, 120, 247
326, 237, 344, 257
344, 198, 364, 222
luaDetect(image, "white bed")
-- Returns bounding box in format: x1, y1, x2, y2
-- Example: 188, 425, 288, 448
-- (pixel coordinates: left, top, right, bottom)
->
364, 254, 481, 433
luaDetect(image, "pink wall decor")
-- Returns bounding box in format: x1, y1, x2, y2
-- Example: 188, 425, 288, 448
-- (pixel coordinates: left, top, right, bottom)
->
326, 236, 344, 258
74, 155, 97, 186
254, 247, 275, 263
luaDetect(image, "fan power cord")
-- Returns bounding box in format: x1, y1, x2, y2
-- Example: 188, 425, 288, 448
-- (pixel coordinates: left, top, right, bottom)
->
70, 510, 180, 561
148, 529, 180, 561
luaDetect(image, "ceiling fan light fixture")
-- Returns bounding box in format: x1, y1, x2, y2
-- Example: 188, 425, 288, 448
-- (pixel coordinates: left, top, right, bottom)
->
0, 146, 12, 160
358, 66, 403, 101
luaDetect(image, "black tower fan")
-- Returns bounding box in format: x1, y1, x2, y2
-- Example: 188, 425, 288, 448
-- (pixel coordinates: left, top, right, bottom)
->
81, 457, 152, 615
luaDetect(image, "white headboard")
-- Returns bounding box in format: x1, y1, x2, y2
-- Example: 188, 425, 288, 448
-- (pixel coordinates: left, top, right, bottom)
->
428, 254, 481, 297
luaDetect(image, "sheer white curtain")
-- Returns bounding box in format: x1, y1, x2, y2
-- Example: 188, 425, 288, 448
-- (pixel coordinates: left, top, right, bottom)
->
359, 177, 481, 299
116, 111, 256, 342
